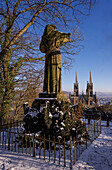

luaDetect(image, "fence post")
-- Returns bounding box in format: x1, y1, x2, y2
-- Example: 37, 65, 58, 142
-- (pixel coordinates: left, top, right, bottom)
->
29, 131, 31, 156
33, 133, 36, 157
10, 119, 12, 129
79, 143, 80, 157
2, 120, 4, 148
22, 133, 23, 153
17, 120, 18, 132
1, 118, 3, 132
70, 136, 72, 169
15, 132, 16, 152
39, 135, 41, 158
18, 131, 20, 153
97, 122, 98, 133
100, 116, 101, 133
64, 137, 66, 167
3, 119, 4, 141
107, 117, 109, 127
94, 120, 95, 134
59, 139, 60, 165
49, 135, 50, 162
44, 134, 45, 160
86, 134, 87, 149
54, 136, 56, 163
73, 137, 75, 165
5, 130, 6, 149
25, 132, 27, 154
88, 115, 90, 125
11, 131, 13, 151
0, 125, 1, 144
8, 129, 10, 150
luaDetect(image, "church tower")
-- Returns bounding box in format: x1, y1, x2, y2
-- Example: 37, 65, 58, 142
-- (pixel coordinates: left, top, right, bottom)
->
86, 72, 93, 106
74, 72, 79, 104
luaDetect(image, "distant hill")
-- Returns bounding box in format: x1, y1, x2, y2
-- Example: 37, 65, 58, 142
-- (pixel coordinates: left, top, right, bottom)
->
63, 91, 112, 98
96, 92, 112, 98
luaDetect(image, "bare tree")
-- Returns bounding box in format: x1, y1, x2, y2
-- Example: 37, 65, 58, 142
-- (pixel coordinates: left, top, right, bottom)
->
0, 0, 96, 117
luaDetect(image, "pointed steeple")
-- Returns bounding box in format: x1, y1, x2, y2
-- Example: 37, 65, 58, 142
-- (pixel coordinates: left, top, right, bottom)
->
74, 72, 79, 104
89, 71, 92, 84
75, 72, 78, 84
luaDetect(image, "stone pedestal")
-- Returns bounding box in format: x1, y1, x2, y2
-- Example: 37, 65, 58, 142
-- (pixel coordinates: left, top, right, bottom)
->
32, 92, 69, 111
39, 92, 67, 100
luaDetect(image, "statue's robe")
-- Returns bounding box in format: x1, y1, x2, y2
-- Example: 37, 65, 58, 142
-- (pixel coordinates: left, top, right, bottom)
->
40, 24, 71, 94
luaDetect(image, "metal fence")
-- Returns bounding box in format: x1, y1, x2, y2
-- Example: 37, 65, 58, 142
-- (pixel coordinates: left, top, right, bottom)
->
0, 117, 101, 169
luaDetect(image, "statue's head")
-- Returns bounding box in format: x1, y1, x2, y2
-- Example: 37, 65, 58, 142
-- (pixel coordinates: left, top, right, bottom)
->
40, 24, 71, 53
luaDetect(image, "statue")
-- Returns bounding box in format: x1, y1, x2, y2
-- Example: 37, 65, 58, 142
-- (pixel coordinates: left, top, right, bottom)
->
40, 24, 71, 95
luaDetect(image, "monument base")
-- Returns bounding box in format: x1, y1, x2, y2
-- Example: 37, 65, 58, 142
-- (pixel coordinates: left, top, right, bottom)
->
39, 92, 67, 100
31, 92, 70, 111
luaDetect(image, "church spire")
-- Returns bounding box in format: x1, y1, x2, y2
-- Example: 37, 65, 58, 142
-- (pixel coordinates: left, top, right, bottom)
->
75, 72, 78, 84
74, 72, 79, 104
89, 71, 92, 84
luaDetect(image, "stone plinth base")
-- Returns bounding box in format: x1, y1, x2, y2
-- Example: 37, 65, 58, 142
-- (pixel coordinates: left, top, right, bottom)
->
32, 97, 58, 111
31, 92, 69, 111
39, 92, 67, 100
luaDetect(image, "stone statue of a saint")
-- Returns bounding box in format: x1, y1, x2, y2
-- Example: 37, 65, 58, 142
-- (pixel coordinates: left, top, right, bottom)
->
40, 24, 71, 95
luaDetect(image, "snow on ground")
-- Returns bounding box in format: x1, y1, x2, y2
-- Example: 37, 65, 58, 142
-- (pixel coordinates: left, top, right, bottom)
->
74, 126, 112, 170
0, 124, 112, 170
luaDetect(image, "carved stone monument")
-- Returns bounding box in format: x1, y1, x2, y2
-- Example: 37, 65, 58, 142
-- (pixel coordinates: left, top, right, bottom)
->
31, 25, 71, 110
39, 24, 71, 99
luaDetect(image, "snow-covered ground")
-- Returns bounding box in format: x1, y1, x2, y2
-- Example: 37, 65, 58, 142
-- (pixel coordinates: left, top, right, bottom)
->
0, 122, 112, 170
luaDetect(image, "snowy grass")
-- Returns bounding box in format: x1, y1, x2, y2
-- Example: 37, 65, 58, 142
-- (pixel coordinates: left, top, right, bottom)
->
0, 117, 104, 169
0, 124, 112, 169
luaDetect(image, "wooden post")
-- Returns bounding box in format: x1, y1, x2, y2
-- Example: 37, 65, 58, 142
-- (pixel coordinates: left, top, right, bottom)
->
14, 119, 15, 132
100, 117, 101, 134
94, 120, 95, 134
15, 132, 16, 152
11, 132, 13, 151
97, 122, 98, 133
73, 138, 75, 165
17, 120, 18, 132
35, 133, 36, 156
33, 133, 36, 157
107, 117, 109, 127
49, 135, 50, 162
59, 139, 60, 165
25, 132, 27, 154
39, 135, 41, 158
86, 134, 87, 149
0, 124, 1, 144
76, 140, 77, 161
5, 130, 6, 149
88, 115, 90, 126
70, 136, 72, 169
3, 119, 4, 141
79, 143, 80, 157
2, 124, 4, 148
22, 133, 23, 153
44, 134, 45, 160
64, 137, 66, 167
8, 129, 10, 150
53, 136, 56, 163
0, 118, 3, 132
10, 119, 12, 129
20, 121, 21, 128
18, 131, 19, 153
29, 132, 31, 156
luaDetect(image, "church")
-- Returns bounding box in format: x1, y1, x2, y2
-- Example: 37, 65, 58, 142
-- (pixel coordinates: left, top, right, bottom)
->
70, 72, 98, 107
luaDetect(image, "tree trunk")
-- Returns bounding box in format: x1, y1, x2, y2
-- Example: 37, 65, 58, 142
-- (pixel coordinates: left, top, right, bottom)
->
0, 52, 13, 118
